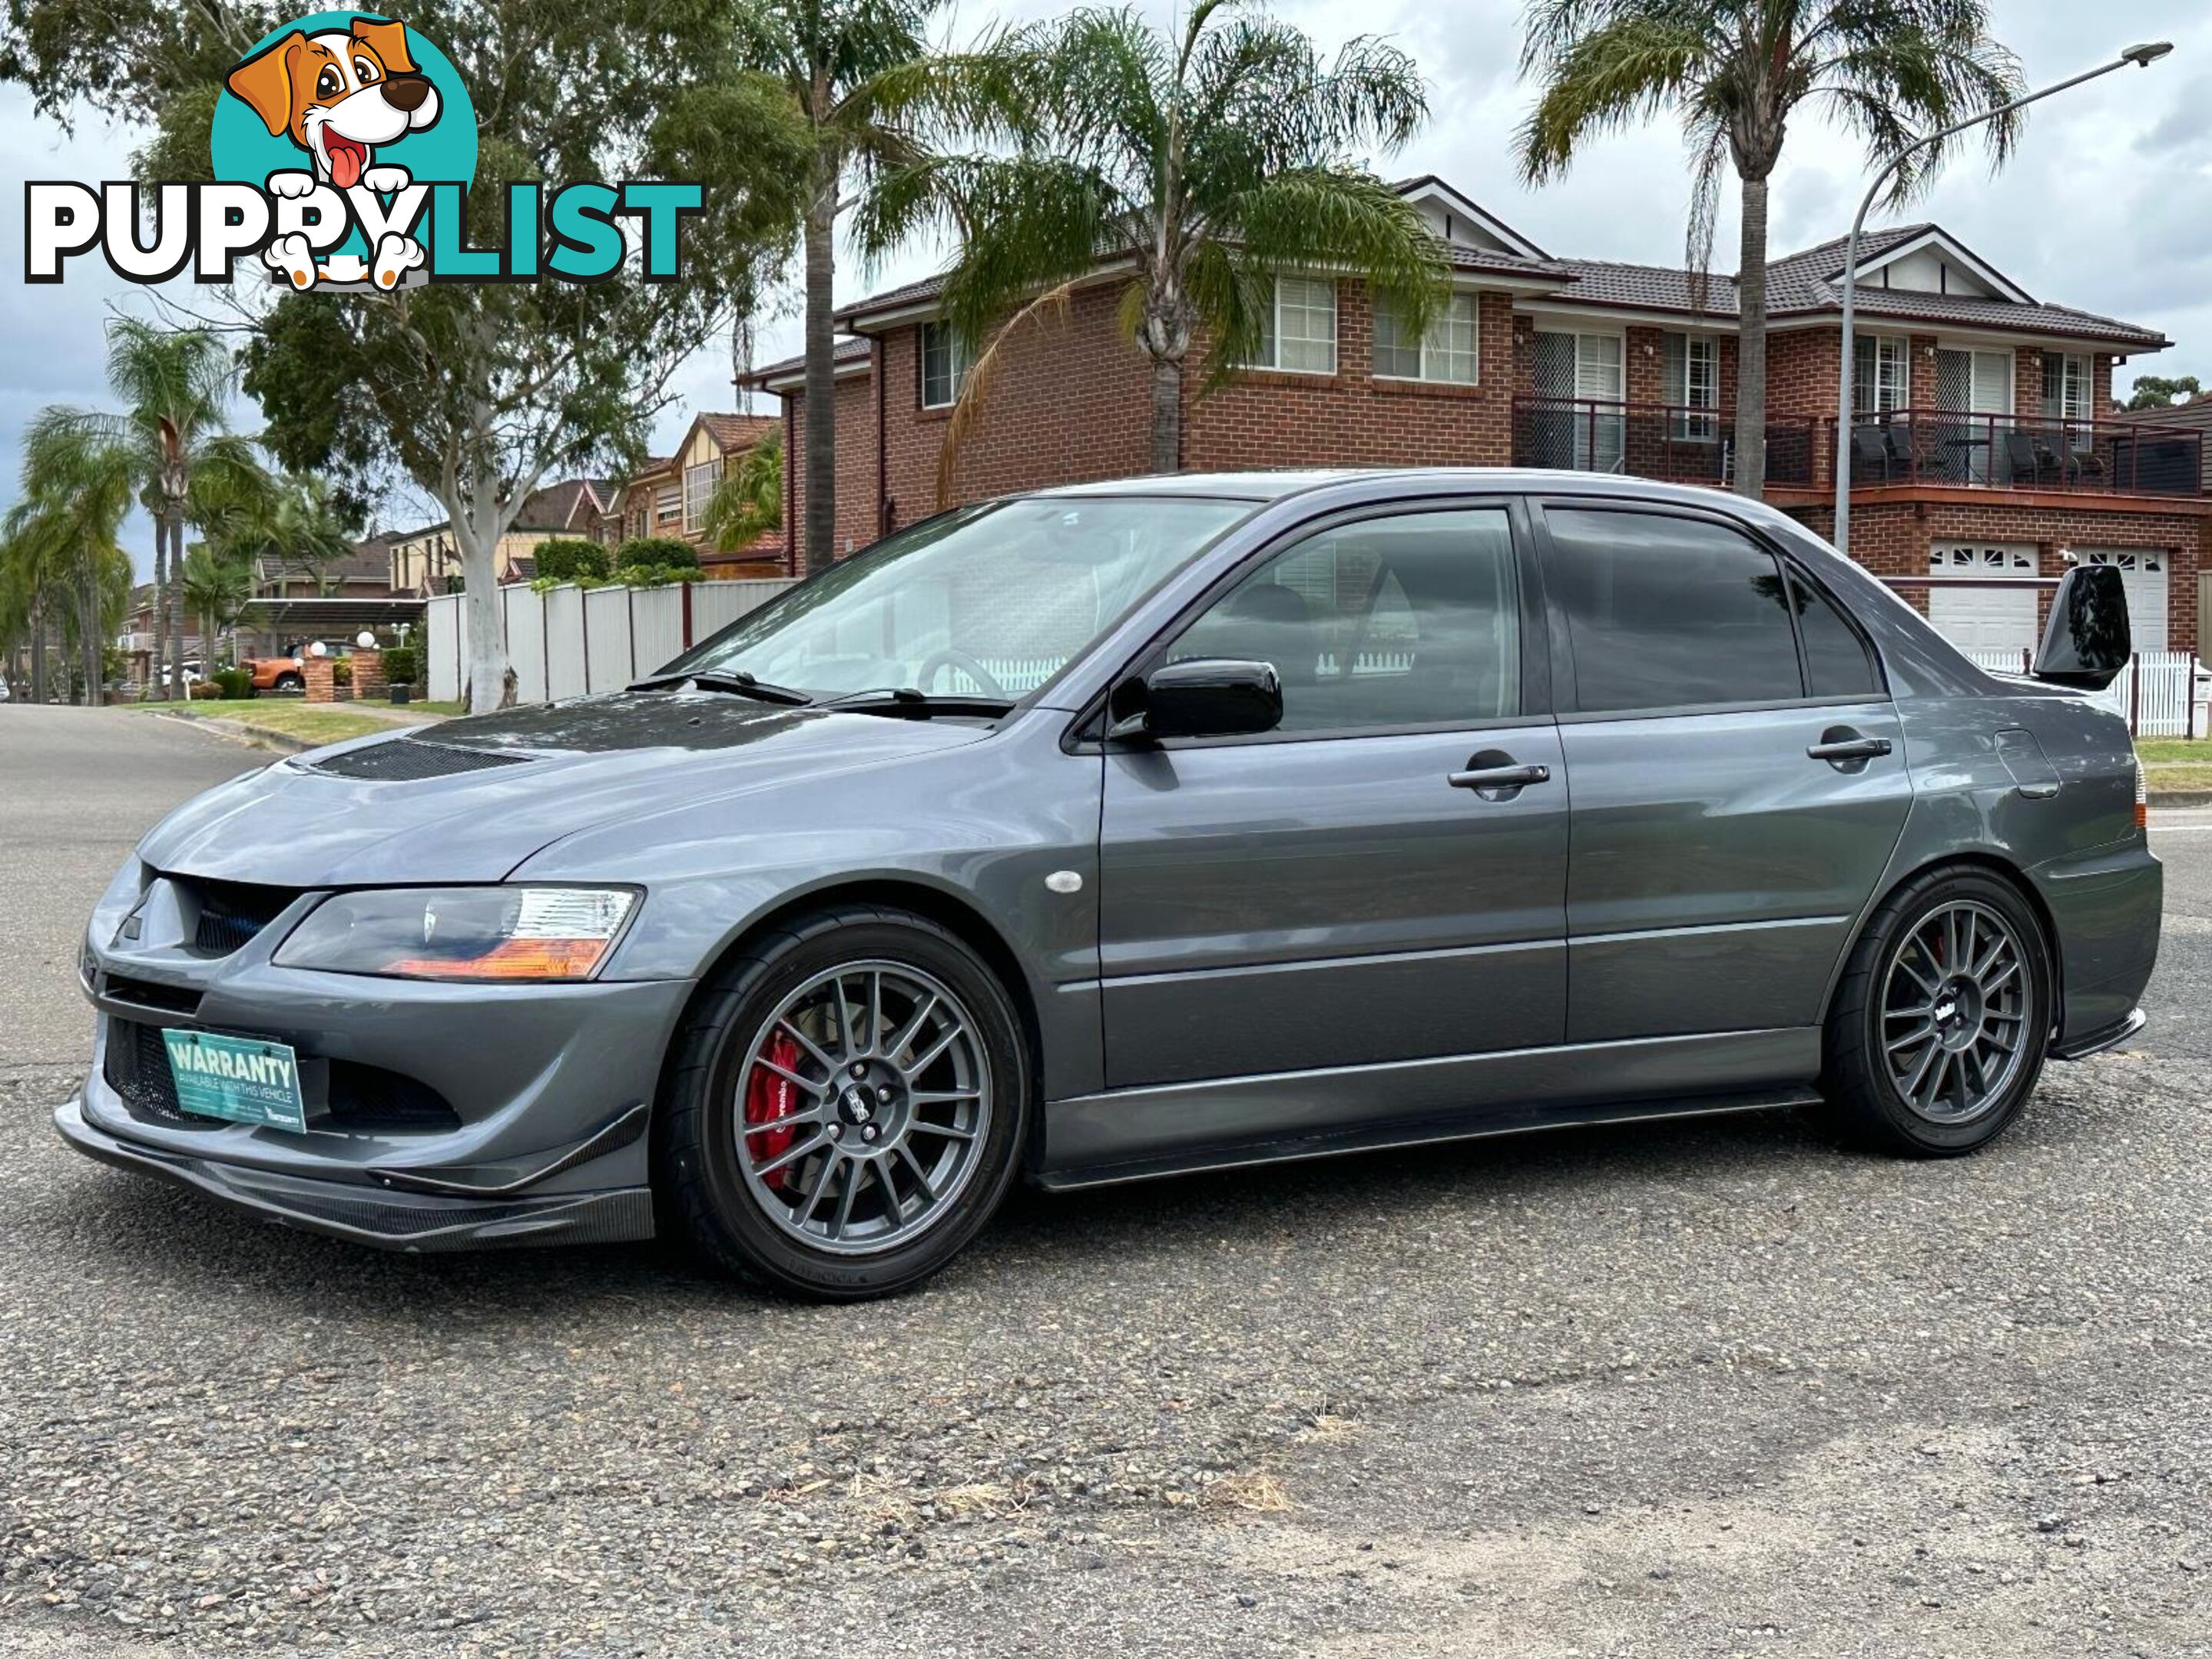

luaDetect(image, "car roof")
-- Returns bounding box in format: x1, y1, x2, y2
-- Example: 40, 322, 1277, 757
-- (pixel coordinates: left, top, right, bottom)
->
1019, 467, 1806, 527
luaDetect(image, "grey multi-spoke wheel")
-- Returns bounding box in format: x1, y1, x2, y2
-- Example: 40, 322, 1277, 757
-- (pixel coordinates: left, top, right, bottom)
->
1822, 867, 2051, 1157
1879, 901, 2028, 1125
654, 905, 1028, 1300
734, 962, 993, 1253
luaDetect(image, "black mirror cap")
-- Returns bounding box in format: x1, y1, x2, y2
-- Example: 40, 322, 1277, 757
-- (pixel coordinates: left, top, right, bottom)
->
1119, 657, 1284, 741
2032, 564, 2131, 690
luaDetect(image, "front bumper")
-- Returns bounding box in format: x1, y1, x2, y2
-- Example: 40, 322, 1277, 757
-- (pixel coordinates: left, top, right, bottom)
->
55, 1094, 654, 1251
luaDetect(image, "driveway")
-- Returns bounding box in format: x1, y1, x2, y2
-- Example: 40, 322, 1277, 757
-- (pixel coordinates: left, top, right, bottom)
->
2, 704, 2207, 1657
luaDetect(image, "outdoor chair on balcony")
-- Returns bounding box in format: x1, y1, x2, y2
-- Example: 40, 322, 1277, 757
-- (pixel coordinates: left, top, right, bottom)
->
2005, 431, 2065, 486
1850, 426, 1899, 483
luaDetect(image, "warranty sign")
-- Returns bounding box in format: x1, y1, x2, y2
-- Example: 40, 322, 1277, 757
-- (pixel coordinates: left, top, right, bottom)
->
161, 1030, 309, 1133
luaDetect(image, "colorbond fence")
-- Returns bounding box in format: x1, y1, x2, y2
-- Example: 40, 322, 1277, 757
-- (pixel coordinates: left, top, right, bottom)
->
426, 579, 796, 707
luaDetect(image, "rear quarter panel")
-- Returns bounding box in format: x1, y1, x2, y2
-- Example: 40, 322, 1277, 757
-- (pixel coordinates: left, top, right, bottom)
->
1886, 687, 2158, 1045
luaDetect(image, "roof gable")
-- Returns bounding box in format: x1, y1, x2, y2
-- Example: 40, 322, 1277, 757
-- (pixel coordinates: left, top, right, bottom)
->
1391, 176, 1551, 260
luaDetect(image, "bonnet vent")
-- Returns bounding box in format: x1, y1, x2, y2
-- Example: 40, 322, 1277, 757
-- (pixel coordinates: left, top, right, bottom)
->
307, 740, 534, 782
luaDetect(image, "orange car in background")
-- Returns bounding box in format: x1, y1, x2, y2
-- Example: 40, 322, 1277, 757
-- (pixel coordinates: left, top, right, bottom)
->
240, 651, 307, 695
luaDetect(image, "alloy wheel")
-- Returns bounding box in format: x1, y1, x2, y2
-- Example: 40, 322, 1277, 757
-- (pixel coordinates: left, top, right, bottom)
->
1879, 899, 2031, 1126
732, 961, 992, 1254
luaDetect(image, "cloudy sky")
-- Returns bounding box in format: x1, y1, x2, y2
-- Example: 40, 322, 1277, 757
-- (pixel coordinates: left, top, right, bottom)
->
6, 0, 2210, 575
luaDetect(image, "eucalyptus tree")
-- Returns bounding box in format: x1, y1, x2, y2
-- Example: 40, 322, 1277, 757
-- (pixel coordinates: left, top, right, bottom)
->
1516, 0, 2024, 495
864, 0, 1449, 489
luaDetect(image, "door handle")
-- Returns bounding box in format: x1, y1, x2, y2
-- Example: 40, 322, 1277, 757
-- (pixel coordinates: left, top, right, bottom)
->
1806, 733, 1892, 763
1449, 761, 1551, 793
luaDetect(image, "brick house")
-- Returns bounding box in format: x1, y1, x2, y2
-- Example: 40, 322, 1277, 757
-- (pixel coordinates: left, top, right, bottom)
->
749, 176, 2208, 657
387, 478, 620, 596
603, 412, 783, 577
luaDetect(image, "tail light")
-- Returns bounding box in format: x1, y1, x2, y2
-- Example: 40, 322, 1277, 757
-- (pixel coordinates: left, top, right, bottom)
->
2134, 758, 2149, 832
744, 1029, 804, 1189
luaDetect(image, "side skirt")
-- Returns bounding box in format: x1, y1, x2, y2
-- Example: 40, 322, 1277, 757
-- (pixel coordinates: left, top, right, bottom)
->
1038, 1026, 1822, 1188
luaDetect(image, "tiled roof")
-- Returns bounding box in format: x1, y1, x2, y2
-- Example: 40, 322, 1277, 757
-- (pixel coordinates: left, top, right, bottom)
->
746, 336, 873, 386
697, 412, 780, 451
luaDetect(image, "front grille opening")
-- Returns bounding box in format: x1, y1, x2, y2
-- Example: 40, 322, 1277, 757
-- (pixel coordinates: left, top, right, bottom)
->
325, 1062, 462, 1134
309, 740, 532, 782
184, 878, 300, 958
101, 975, 202, 1018
102, 1018, 220, 1131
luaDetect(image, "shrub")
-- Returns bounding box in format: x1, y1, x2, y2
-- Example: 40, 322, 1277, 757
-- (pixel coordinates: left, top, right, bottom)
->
214, 667, 252, 700
534, 538, 611, 584
381, 646, 418, 687
332, 658, 353, 687
615, 536, 699, 572
189, 680, 222, 700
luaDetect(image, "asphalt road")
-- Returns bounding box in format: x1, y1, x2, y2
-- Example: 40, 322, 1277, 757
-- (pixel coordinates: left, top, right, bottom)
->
2, 704, 2207, 1658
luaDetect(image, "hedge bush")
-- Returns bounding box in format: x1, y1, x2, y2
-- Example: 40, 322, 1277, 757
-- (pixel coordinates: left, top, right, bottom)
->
380, 646, 419, 687
332, 658, 353, 687
615, 536, 699, 572
534, 538, 611, 584
213, 667, 252, 700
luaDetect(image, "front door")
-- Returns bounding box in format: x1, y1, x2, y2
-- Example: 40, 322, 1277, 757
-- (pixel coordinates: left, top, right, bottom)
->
1535, 503, 1913, 1045
1098, 503, 1565, 1091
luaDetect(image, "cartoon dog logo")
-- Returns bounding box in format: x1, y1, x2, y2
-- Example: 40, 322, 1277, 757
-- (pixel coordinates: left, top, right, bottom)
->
224, 17, 441, 290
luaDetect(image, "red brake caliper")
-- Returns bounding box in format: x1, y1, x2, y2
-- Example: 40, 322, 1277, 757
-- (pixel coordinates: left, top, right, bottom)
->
746, 1031, 804, 1190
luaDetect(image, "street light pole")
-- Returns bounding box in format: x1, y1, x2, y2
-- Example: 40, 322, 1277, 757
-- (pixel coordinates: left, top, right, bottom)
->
1830, 41, 2173, 557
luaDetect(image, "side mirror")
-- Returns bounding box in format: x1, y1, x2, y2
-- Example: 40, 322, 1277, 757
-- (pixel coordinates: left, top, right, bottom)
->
1108, 658, 1283, 741
2032, 564, 2131, 690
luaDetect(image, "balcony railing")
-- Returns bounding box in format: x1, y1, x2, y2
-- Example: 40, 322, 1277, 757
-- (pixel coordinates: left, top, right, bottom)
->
1511, 396, 2206, 500
1810, 409, 2204, 498
1512, 395, 1735, 486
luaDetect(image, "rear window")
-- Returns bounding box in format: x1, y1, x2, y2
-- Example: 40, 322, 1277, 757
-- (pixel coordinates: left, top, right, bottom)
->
1545, 508, 1804, 713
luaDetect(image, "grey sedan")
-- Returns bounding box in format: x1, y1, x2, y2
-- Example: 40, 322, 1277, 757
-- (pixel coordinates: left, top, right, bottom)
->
60, 472, 2161, 1298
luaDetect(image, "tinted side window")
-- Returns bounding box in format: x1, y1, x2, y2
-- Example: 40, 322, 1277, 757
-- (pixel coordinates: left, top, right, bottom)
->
1171, 508, 1520, 733
1545, 508, 1802, 713
1789, 569, 1883, 698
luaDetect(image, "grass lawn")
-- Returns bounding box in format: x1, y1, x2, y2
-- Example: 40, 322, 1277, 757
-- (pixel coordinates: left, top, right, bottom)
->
133, 700, 399, 747
2148, 765, 2212, 793
2137, 737, 2212, 764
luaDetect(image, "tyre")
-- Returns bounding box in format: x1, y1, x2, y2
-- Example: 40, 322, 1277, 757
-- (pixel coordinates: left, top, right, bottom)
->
654, 904, 1029, 1300
1820, 866, 2053, 1156
274, 673, 303, 694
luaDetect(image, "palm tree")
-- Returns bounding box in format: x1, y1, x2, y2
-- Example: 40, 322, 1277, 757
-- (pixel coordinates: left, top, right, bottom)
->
179, 545, 257, 667
1517, 0, 2024, 496
704, 426, 785, 554
730, 0, 982, 575
211, 474, 354, 595
5, 429, 134, 705
34, 320, 269, 697
865, 1, 1448, 488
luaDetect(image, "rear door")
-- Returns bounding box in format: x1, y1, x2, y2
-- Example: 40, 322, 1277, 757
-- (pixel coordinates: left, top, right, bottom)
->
1535, 502, 1912, 1045
1097, 501, 1566, 1090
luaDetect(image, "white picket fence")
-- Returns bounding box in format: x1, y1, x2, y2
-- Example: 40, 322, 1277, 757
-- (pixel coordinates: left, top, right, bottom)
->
1965, 647, 2204, 737
426, 579, 797, 707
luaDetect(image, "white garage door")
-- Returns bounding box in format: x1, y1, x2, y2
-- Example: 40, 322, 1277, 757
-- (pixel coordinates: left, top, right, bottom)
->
1928, 543, 2038, 653
2078, 549, 2168, 652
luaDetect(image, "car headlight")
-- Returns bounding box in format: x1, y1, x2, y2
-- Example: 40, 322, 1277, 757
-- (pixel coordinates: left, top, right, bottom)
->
273, 886, 639, 982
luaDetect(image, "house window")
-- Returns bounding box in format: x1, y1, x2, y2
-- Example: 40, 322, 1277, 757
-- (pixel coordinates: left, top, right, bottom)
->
654, 484, 680, 528
1257, 276, 1337, 374
920, 321, 970, 409
1664, 333, 1720, 440
683, 461, 717, 535
1853, 335, 1909, 414
2042, 353, 2091, 424
1373, 291, 1478, 384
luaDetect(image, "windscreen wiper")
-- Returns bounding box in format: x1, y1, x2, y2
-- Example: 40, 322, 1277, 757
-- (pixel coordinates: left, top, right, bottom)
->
627, 670, 813, 706
820, 687, 1015, 718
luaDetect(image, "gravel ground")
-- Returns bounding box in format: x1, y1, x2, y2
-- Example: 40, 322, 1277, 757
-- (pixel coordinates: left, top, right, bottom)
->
2, 707, 2207, 1657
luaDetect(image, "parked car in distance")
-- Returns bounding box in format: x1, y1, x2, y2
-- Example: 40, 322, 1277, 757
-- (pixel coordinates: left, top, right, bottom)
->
241, 651, 306, 695
61, 472, 2160, 1300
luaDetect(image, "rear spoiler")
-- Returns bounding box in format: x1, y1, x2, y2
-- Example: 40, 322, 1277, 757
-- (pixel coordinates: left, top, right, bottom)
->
2030, 565, 2131, 692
